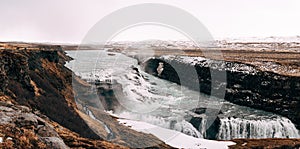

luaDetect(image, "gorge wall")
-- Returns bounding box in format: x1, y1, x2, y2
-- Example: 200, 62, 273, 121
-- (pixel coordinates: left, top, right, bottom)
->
144, 57, 300, 130
0, 47, 101, 139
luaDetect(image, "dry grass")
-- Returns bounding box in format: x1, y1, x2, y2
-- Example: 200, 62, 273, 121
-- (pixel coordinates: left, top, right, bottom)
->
230, 138, 300, 149
126, 47, 300, 77
30, 80, 40, 97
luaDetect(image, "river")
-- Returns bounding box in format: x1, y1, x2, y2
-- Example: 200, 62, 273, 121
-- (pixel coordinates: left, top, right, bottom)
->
65, 49, 300, 140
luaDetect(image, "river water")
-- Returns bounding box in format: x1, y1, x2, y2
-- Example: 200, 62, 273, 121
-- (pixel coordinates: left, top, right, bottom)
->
65, 50, 300, 140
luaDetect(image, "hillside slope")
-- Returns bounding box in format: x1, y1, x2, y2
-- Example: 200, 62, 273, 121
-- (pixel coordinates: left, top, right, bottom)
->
0, 43, 170, 148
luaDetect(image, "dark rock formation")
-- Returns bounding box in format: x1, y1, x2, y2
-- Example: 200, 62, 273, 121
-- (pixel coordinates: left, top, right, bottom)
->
96, 81, 123, 112
185, 108, 222, 140
144, 57, 300, 130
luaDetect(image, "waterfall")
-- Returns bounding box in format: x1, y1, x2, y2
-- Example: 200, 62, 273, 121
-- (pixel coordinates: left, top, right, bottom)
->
118, 112, 202, 138
67, 50, 300, 141
173, 120, 202, 138
218, 117, 300, 140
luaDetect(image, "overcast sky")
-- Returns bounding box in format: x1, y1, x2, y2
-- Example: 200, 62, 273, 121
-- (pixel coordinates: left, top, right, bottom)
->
1, 0, 300, 43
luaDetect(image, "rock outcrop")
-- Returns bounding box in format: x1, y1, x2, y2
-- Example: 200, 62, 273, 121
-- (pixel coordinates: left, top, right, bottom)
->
0, 95, 127, 149
0, 98, 68, 149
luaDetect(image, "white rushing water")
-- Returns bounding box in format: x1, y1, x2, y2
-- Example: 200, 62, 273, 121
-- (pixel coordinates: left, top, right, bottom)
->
218, 117, 300, 140
66, 50, 300, 140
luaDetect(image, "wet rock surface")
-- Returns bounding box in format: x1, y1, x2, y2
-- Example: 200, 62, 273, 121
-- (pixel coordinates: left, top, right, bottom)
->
184, 108, 222, 140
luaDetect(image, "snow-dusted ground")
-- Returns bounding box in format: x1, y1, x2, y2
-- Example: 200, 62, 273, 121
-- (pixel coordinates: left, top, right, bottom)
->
160, 55, 258, 74
108, 36, 300, 50
219, 36, 300, 43
118, 119, 236, 149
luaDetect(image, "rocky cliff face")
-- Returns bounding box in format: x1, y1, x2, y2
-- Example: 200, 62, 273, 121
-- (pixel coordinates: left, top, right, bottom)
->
144, 56, 300, 130
0, 48, 100, 140
0, 44, 171, 148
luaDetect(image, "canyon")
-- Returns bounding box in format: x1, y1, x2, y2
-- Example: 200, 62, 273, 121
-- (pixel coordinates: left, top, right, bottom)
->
0, 41, 300, 148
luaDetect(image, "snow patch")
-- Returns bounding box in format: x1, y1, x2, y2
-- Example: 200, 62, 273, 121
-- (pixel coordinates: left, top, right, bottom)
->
221, 36, 300, 43
118, 119, 236, 149
160, 55, 258, 74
